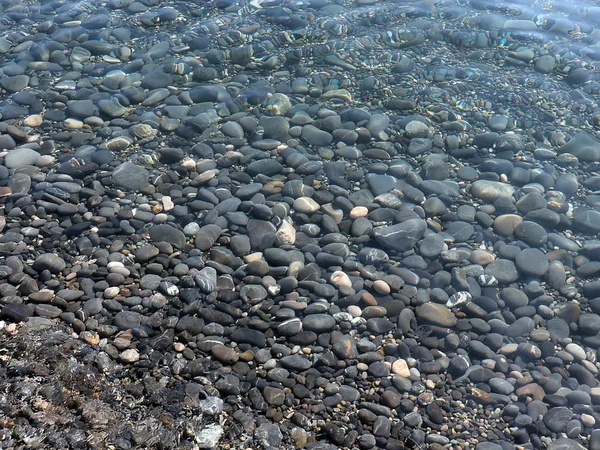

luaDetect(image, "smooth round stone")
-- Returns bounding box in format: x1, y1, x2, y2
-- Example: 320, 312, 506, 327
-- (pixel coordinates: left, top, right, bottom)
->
67, 100, 97, 118
114, 311, 142, 330
469, 249, 495, 265
240, 285, 268, 304
392, 359, 411, 377
0, 75, 29, 92
555, 173, 579, 199
32, 253, 66, 273
419, 233, 444, 258
373, 280, 390, 294
293, 197, 320, 214
195, 267, 217, 294
366, 113, 389, 136
301, 125, 332, 146
280, 354, 311, 371
445, 221, 474, 242
302, 314, 335, 333
547, 439, 586, 450
471, 180, 515, 203
149, 224, 186, 248
558, 133, 600, 163
573, 208, 600, 234
373, 219, 426, 253
112, 161, 149, 191
332, 335, 359, 359
530, 329, 550, 342
4, 148, 41, 169
65, 118, 84, 129
349, 206, 369, 219
543, 407, 573, 433
23, 115, 43, 127
547, 318, 570, 340
565, 343, 586, 361
514, 221, 548, 247
485, 259, 518, 284
493, 214, 523, 236
266, 93, 292, 116
221, 121, 244, 138
506, 317, 535, 337
277, 318, 302, 336
404, 120, 429, 138
489, 378, 514, 395
515, 248, 549, 277
415, 303, 456, 327
99, 97, 127, 117
211, 344, 239, 365
141, 69, 173, 89
195, 224, 221, 251
579, 314, 600, 335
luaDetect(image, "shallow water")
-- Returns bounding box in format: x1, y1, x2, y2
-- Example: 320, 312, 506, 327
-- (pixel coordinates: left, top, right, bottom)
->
2, 0, 600, 449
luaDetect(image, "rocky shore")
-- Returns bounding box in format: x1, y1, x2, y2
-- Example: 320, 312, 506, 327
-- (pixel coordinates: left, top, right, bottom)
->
2, 0, 600, 449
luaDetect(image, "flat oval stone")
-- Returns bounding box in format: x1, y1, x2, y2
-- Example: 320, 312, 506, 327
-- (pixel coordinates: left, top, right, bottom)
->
471, 180, 515, 203
415, 303, 456, 327
515, 248, 549, 277
302, 314, 335, 333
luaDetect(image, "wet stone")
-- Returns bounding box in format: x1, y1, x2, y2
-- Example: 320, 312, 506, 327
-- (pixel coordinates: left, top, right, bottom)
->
544, 407, 573, 433
32, 254, 66, 274
373, 219, 426, 253
415, 303, 456, 327
112, 162, 149, 191
515, 248, 549, 277
484, 259, 519, 285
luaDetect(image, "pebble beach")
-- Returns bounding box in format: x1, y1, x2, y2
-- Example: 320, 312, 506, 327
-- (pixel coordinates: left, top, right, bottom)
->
2, 0, 600, 449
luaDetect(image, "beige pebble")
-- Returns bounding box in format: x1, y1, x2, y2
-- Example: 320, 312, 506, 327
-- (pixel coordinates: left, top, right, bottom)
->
174, 342, 185, 352
357, 363, 368, 371
405, 120, 430, 138
498, 343, 519, 355
64, 118, 84, 129
349, 206, 369, 219
582, 359, 598, 374
565, 342, 586, 361
244, 252, 263, 263
181, 157, 196, 170
23, 114, 43, 127
362, 291, 377, 306
111, 266, 130, 278
37, 155, 56, 167
330, 271, 352, 288
154, 213, 169, 223
161, 196, 174, 211
469, 249, 496, 265
120, 348, 140, 363
288, 261, 304, 278
373, 280, 390, 295
104, 287, 120, 298
392, 359, 411, 377
582, 413, 595, 427
277, 219, 296, 245
293, 196, 320, 214
347, 305, 362, 317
